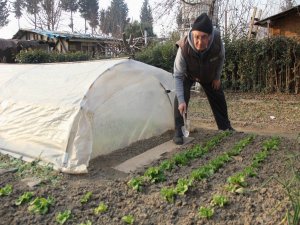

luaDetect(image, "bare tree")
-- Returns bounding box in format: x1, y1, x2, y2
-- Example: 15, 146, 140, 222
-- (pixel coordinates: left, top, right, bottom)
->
39, 0, 62, 30
61, 0, 78, 32
13, 0, 24, 28
280, 0, 296, 11
152, 0, 280, 39
0, 0, 9, 28
25, 0, 42, 29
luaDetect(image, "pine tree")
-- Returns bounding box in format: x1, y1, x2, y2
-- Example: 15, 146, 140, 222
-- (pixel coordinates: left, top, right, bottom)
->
78, 0, 99, 34
124, 20, 143, 38
0, 0, 9, 28
40, 0, 62, 30
100, 8, 111, 34
88, 0, 99, 34
101, 0, 128, 37
78, 0, 89, 33
61, 0, 78, 32
13, 0, 24, 29
140, 0, 155, 37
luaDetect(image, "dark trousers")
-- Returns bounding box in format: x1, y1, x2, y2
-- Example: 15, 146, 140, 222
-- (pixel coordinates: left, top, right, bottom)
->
174, 77, 232, 130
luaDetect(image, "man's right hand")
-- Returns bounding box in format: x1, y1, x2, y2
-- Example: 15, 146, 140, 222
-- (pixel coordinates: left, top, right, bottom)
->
178, 102, 187, 116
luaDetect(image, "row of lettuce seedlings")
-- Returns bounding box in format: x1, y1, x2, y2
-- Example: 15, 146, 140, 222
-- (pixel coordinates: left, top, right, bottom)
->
0, 131, 231, 225
198, 137, 280, 219
0, 183, 133, 225
127, 130, 232, 191
0, 130, 237, 225
159, 134, 256, 203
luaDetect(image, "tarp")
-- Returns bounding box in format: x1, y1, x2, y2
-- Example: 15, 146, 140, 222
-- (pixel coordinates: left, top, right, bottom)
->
0, 59, 175, 173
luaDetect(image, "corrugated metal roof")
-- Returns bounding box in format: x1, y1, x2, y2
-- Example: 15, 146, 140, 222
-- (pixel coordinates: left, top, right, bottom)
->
12, 28, 121, 41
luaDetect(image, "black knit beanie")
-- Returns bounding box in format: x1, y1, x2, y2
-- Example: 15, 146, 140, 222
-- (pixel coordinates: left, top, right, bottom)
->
191, 13, 213, 34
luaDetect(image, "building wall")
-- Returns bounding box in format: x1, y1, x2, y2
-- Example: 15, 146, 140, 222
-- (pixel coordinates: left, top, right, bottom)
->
271, 13, 300, 39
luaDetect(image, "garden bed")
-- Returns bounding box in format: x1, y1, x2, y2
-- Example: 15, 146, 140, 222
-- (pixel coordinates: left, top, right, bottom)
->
0, 92, 299, 225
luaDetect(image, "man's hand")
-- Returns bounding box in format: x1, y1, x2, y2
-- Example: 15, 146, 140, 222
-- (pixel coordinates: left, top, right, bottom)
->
212, 79, 221, 90
178, 102, 187, 116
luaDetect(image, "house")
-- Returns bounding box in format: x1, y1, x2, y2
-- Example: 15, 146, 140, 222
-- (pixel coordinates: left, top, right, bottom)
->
255, 5, 300, 40
12, 28, 123, 56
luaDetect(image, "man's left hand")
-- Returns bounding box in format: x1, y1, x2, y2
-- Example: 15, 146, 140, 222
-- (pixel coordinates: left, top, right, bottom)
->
212, 79, 221, 90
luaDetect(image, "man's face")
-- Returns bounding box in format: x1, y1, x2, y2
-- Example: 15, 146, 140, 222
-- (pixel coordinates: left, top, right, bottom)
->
192, 30, 210, 52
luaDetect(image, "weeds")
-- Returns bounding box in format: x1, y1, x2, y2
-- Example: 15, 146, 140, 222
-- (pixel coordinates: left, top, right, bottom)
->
275, 153, 300, 225
0, 155, 61, 185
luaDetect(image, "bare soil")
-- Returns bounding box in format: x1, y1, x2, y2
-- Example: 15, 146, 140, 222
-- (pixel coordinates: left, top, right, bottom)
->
0, 92, 299, 225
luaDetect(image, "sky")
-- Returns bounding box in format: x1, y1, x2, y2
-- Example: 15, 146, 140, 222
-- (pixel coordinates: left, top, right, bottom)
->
1, 0, 299, 39
0, 0, 169, 39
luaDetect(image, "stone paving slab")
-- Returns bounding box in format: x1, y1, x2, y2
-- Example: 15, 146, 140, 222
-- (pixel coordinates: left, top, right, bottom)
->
114, 137, 194, 173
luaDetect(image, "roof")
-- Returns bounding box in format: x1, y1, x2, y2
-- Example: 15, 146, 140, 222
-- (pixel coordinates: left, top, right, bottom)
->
255, 5, 300, 26
12, 28, 120, 41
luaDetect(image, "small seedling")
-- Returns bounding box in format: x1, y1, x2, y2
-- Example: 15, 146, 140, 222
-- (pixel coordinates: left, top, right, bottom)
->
243, 166, 257, 177
122, 215, 134, 224
159, 159, 174, 171
198, 206, 214, 219
175, 178, 193, 195
80, 191, 92, 204
160, 187, 176, 203
227, 173, 247, 187
56, 210, 72, 225
211, 194, 229, 207
28, 196, 54, 214
0, 184, 13, 196
173, 152, 189, 166
144, 167, 165, 183
191, 165, 214, 180
127, 177, 144, 191
16, 192, 34, 205
79, 220, 92, 225
94, 202, 108, 215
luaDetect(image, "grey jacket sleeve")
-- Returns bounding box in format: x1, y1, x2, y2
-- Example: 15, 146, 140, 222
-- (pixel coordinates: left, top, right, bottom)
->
174, 48, 186, 104
215, 40, 225, 80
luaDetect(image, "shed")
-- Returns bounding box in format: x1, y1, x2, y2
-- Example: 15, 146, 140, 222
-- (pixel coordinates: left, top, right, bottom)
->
0, 59, 175, 173
12, 29, 123, 56
255, 5, 300, 40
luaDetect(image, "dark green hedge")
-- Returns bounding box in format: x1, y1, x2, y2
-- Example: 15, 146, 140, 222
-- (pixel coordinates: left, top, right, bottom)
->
135, 36, 300, 94
16, 50, 91, 63
223, 37, 300, 93
135, 40, 177, 73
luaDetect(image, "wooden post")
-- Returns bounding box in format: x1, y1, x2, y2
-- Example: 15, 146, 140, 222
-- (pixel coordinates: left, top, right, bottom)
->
225, 10, 228, 38
248, 7, 257, 40
252, 9, 262, 37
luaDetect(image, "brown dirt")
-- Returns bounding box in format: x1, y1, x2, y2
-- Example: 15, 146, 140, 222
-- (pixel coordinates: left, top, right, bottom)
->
0, 92, 299, 225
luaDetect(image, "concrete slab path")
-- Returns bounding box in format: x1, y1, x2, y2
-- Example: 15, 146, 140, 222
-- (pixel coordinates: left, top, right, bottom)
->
114, 137, 194, 173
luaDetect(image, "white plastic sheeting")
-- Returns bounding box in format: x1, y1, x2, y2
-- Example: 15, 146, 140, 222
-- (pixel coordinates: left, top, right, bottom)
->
0, 59, 175, 173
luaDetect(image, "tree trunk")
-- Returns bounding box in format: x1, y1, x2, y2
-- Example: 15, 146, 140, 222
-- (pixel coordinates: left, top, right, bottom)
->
71, 11, 74, 32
